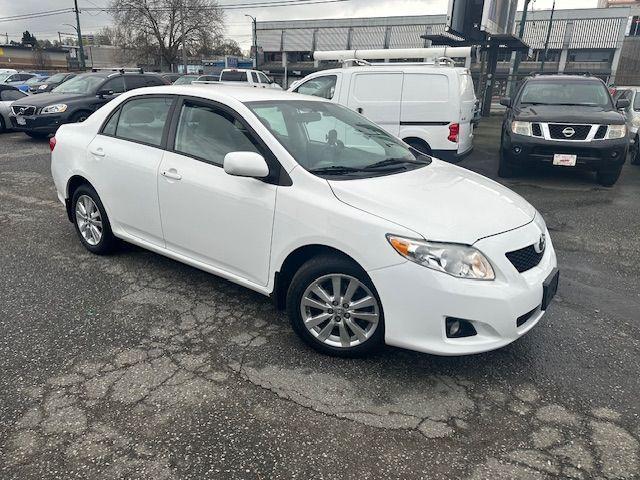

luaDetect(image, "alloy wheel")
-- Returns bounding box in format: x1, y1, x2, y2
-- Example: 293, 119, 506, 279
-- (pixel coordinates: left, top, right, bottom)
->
300, 274, 379, 348
75, 194, 103, 246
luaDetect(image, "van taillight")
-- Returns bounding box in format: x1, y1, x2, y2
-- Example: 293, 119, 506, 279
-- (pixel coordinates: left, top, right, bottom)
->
49, 136, 57, 152
448, 123, 459, 143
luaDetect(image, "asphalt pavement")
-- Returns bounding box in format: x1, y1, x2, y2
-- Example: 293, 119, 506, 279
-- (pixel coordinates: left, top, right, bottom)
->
0, 117, 639, 479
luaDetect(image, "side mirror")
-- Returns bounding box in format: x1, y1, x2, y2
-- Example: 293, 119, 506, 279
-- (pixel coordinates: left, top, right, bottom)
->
96, 89, 114, 98
616, 98, 630, 109
223, 151, 269, 178
499, 97, 512, 108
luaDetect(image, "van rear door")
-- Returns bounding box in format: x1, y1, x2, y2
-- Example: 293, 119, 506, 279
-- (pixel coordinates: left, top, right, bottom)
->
457, 72, 476, 155
347, 72, 402, 136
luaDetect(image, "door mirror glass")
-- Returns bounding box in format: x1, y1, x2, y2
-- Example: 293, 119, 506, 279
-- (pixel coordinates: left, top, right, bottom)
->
224, 152, 269, 178
499, 97, 511, 108
97, 89, 114, 98
616, 98, 630, 109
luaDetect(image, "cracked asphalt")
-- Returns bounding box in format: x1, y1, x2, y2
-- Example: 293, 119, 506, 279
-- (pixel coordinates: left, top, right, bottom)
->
0, 116, 639, 479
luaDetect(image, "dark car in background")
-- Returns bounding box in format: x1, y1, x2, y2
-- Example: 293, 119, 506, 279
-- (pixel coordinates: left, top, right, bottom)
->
499, 74, 629, 186
28, 72, 76, 94
9, 71, 168, 138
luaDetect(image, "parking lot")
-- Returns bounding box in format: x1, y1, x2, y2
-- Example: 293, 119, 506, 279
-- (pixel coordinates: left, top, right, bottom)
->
0, 116, 639, 479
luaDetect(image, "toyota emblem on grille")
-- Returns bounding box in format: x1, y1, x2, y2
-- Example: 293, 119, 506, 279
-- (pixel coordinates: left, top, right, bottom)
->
534, 233, 546, 254
562, 127, 575, 138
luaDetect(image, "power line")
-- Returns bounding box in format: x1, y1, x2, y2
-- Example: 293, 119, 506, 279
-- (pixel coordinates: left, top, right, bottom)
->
81, 0, 349, 12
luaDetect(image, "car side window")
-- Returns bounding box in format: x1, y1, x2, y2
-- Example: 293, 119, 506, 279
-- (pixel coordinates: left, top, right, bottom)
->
258, 72, 270, 84
250, 72, 258, 83
174, 101, 262, 166
101, 77, 125, 94
295, 75, 337, 100
1, 89, 26, 101
113, 97, 172, 147
102, 108, 120, 136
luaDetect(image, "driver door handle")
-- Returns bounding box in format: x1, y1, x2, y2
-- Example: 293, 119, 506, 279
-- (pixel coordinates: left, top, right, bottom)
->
161, 169, 182, 181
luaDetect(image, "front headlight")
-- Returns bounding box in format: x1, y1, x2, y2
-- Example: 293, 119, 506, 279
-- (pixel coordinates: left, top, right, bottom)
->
631, 117, 640, 128
511, 120, 532, 136
41, 104, 67, 114
387, 235, 495, 281
38, 84, 48, 90
606, 124, 626, 139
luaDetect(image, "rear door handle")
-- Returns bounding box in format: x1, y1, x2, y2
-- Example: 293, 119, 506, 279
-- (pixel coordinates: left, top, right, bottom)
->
161, 169, 182, 181
90, 147, 105, 157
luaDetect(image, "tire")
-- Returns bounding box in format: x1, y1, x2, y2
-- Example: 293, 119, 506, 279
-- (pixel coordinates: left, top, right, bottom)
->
71, 184, 116, 255
0, 115, 5, 133
596, 166, 622, 187
498, 147, 517, 178
25, 132, 49, 139
70, 111, 90, 123
286, 255, 385, 357
631, 137, 640, 165
404, 138, 432, 156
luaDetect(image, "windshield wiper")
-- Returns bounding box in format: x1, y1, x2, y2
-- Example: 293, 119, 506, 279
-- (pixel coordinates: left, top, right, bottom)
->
364, 158, 429, 170
308, 165, 365, 175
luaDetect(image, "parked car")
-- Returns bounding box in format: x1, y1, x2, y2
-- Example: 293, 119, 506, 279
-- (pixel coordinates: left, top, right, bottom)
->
289, 63, 476, 161
18, 74, 50, 92
50, 85, 558, 357
173, 75, 200, 85
219, 69, 282, 90
0, 85, 28, 133
9, 71, 168, 138
195, 74, 219, 82
161, 73, 183, 84
0, 68, 17, 75
28, 72, 76, 93
613, 86, 640, 165
0, 72, 36, 86
499, 74, 629, 186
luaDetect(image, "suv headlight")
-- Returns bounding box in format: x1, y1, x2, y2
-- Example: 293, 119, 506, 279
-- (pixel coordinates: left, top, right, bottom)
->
41, 104, 67, 114
387, 235, 495, 280
606, 124, 626, 139
511, 120, 532, 136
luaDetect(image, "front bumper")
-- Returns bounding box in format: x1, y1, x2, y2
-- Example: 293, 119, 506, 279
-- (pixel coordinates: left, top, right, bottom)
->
369, 221, 557, 356
9, 113, 65, 134
503, 132, 628, 170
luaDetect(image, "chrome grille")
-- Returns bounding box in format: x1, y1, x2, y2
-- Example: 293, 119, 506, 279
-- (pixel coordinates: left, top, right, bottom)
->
11, 105, 36, 116
548, 123, 591, 140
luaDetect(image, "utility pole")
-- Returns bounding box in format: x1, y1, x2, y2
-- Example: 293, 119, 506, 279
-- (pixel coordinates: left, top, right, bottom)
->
509, 0, 532, 96
245, 15, 257, 68
540, 0, 556, 73
181, 0, 187, 74
58, 32, 62, 46
73, 0, 85, 70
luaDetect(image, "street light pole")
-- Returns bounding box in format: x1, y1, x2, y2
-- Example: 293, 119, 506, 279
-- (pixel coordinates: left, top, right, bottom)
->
73, 0, 85, 70
509, 0, 531, 95
541, 0, 556, 73
181, 0, 187, 74
245, 14, 257, 68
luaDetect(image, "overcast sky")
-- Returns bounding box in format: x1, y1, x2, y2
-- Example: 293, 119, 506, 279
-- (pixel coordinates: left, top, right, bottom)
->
0, 0, 598, 50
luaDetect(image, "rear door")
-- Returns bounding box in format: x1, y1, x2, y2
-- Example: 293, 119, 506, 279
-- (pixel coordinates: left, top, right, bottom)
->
347, 72, 402, 136
457, 72, 476, 154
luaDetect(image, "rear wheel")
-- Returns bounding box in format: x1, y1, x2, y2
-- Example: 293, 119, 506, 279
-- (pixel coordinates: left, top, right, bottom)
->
287, 255, 385, 357
71, 184, 116, 254
596, 166, 622, 187
404, 138, 432, 156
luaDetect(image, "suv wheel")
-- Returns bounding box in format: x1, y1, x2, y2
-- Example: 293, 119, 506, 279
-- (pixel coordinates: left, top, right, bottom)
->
596, 166, 622, 187
71, 184, 116, 254
498, 147, 517, 178
632, 136, 640, 165
287, 255, 384, 357
70, 111, 90, 123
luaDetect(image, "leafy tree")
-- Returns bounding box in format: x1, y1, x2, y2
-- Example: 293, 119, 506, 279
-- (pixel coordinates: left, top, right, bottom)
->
21, 31, 37, 47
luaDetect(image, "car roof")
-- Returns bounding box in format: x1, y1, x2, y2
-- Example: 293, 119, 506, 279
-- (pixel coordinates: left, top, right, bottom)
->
526, 75, 603, 83
124, 84, 326, 104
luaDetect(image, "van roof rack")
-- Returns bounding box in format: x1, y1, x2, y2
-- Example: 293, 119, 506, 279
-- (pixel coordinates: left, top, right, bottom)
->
92, 67, 144, 74
342, 56, 457, 68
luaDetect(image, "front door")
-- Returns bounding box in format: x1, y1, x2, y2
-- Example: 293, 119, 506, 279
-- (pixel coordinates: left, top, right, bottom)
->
157, 98, 277, 286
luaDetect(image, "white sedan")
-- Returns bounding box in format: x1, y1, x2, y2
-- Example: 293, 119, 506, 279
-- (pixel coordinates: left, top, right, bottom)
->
50, 85, 559, 357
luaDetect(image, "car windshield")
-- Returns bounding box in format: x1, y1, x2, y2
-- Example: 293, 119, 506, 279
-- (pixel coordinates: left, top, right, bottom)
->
519, 80, 612, 107
46, 73, 68, 83
25, 76, 45, 85
0, 73, 11, 83
174, 76, 198, 85
246, 100, 430, 178
52, 74, 104, 94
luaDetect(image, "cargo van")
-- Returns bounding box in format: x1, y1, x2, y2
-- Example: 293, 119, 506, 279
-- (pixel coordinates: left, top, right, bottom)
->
289, 62, 476, 161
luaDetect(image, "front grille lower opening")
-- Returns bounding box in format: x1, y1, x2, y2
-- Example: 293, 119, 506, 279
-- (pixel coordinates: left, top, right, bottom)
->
505, 245, 544, 273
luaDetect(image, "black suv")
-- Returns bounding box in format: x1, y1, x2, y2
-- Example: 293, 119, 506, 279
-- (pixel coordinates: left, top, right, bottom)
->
499, 74, 630, 186
10, 71, 168, 138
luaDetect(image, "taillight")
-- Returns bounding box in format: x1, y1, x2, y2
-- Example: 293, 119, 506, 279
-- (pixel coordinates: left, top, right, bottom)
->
49, 136, 56, 151
448, 123, 459, 143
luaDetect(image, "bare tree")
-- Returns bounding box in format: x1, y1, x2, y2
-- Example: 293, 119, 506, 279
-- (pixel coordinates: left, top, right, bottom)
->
109, 0, 224, 69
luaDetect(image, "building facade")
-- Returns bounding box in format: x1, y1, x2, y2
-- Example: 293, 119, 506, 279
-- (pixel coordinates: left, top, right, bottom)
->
256, 6, 640, 89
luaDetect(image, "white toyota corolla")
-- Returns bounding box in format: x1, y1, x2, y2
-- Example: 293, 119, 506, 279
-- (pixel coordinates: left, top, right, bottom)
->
50, 85, 559, 357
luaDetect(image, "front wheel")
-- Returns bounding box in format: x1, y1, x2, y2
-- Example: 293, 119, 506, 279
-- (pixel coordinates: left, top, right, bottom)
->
287, 255, 385, 357
498, 148, 517, 178
71, 184, 117, 254
631, 137, 640, 165
596, 166, 622, 187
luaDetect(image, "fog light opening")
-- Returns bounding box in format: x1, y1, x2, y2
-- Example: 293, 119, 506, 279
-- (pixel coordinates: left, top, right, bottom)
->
513, 146, 522, 155
445, 317, 478, 339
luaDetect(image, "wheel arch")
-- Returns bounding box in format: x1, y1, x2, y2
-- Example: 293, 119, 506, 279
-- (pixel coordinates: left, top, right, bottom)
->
65, 175, 95, 222
272, 244, 365, 310
402, 136, 432, 154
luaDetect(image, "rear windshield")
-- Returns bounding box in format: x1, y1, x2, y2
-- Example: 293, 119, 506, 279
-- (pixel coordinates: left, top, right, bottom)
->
221, 71, 247, 82
519, 80, 612, 108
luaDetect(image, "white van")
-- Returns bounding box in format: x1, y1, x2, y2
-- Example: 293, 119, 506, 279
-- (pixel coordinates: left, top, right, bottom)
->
219, 69, 282, 90
289, 64, 476, 161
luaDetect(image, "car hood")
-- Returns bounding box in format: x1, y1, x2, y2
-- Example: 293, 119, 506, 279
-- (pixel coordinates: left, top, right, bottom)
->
514, 104, 624, 124
12, 92, 83, 107
328, 160, 536, 245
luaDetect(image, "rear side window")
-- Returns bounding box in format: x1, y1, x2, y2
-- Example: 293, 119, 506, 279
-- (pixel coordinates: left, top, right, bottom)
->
101, 77, 125, 94
125, 75, 164, 90
295, 75, 337, 100
174, 101, 261, 165
221, 71, 247, 82
112, 97, 172, 147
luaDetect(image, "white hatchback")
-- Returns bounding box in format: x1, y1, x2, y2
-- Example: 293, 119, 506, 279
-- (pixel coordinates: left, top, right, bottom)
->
50, 85, 559, 357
